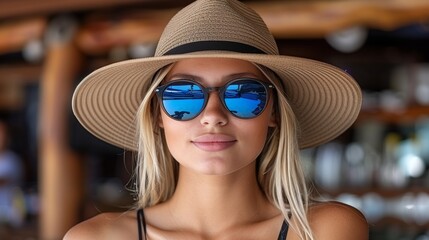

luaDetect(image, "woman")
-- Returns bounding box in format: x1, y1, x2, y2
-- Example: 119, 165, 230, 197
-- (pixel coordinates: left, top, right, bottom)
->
65, 0, 368, 239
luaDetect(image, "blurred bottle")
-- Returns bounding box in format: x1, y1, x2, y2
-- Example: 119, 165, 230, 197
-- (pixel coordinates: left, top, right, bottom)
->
379, 133, 408, 188
314, 142, 343, 190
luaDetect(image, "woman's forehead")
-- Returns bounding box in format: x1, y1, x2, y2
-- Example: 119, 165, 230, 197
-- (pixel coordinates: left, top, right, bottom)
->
165, 58, 266, 81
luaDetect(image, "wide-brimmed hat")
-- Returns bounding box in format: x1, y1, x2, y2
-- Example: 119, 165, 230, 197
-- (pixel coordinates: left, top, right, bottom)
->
72, 0, 362, 150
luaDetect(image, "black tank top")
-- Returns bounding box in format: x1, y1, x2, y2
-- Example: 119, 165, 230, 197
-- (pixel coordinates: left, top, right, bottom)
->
137, 208, 289, 240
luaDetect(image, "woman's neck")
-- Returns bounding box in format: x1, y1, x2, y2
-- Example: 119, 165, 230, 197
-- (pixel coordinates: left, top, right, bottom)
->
162, 162, 279, 234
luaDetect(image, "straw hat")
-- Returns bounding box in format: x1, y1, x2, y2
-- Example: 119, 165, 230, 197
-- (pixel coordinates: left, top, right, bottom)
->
72, 0, 362, 150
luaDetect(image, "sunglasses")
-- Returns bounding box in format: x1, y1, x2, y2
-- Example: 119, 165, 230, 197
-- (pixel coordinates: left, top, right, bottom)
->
155, 78, 274, 121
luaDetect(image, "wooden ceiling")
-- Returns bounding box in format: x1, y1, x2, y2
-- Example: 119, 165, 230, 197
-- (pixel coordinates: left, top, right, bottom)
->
0, 0, 192, 19
1, 0, 429, 55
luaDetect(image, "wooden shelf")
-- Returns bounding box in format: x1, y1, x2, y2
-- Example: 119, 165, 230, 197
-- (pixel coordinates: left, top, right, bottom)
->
316, 186, 429, 198
357, 105, 429, 124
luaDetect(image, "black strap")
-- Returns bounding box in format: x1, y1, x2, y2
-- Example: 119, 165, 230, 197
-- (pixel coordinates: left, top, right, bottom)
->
137, 209, 147, 240
163, 40, 266, 55
277, 221, 289, 240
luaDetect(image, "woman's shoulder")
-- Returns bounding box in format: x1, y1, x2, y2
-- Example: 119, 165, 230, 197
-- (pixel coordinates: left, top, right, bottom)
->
307, 201, 368, 240
63, 211, 137, 240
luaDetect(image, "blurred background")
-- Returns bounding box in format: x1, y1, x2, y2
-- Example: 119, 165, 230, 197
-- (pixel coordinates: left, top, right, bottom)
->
0, 0, 429, 239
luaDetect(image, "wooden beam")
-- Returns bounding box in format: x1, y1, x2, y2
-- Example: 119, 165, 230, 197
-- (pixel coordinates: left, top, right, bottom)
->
77, 9, 176, 55
252, 0, 429, 38
0, 0, 165, 19
0, 64, 42, 84
0, 83, 24, 110
0, 17, 46, 54
0, 64, 41, 110
38, 20, 84, 239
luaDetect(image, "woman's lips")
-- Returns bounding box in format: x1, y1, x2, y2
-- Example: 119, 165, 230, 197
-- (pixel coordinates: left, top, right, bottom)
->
191, 134, 237, 151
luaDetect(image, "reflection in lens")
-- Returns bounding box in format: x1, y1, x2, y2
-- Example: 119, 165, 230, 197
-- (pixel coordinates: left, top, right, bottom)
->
163, 83, 204, 120
224, 81, 266, 118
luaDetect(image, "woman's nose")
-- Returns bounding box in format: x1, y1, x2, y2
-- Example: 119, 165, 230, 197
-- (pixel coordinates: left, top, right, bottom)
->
199, 92, 229, 126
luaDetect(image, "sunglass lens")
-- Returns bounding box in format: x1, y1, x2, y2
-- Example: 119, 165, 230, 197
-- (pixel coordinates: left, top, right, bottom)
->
162, 82, 204, 120
224, 80, 267, 118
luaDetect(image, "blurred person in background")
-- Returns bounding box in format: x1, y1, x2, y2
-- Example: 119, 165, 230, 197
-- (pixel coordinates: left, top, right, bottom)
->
0, 120, 24, 227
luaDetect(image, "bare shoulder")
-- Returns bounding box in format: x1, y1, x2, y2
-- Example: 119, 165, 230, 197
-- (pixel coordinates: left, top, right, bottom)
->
63, 211, 137, 240
308, 201, 368, 240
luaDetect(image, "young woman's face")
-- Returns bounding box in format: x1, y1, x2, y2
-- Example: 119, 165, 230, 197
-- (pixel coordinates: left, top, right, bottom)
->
159, 58, 277, 176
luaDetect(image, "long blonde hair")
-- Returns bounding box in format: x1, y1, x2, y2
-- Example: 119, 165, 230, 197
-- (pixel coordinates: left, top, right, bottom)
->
134, 62, 314, 240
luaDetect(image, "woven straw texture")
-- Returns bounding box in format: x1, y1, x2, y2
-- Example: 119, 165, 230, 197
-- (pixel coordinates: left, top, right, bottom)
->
72, 0, 362, 151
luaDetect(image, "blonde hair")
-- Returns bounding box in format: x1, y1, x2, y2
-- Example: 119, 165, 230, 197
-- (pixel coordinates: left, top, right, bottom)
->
256, 65, 314, 240
134, 62, 314, 240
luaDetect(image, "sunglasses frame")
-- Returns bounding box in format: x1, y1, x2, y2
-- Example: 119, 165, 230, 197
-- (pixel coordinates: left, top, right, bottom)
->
155, 78, 274, 121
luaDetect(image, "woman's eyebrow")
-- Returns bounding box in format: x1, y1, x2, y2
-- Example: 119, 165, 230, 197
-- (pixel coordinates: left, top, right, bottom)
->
166, 73, 202, 81
226, 72, 262, 79
166, 72, 264, 84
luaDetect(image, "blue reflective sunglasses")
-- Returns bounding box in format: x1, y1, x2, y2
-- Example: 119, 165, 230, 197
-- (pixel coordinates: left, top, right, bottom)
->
155, 78, 274, 121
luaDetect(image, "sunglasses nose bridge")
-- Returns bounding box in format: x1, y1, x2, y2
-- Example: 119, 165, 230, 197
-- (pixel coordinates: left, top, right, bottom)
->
203, 84, 230, 107
205, 86, 221, 94
205, 86, 226, 107
203, 86, 220, 100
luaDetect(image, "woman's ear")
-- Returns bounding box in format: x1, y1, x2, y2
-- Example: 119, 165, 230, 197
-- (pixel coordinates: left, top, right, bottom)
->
158, 114, 164, 128
268, 114, 277, 127
268, 108, 277, 127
